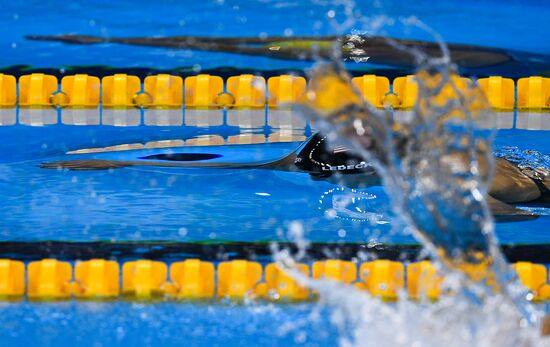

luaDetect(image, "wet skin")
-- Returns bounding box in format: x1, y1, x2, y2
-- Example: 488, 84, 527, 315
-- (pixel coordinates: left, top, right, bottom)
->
491, 158, 546, 203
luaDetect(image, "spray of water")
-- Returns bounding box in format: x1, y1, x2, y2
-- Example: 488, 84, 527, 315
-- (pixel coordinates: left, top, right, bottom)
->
269, 5, 549, 345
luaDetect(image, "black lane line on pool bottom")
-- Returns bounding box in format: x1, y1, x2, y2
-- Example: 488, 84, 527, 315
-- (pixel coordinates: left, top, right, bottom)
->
139, 153, 222, 161
0, 241, 549, 264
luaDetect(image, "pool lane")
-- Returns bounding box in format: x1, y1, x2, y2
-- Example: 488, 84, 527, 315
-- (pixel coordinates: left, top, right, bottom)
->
0, 110, 548, 248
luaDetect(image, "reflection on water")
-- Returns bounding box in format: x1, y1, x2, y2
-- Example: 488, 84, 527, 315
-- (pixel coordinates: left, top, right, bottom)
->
102, 109, 140, 126
144, 109, 183, 126
494, 111, 515, 129
185, 135, 225, 146
227, 133, 266, 144
517, 112, 550, 130
0, 108, 547, 132
227, 109, 266, 128
184, 109, 223, 127
66, 140, 187, 154
62, 109, 100, 126
268, 130, 307, 143
268, 109, 307, 130
0, 109, 16, 125
19, 108, 57, 126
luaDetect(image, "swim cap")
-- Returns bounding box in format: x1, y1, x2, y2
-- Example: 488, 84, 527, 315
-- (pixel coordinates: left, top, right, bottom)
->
294, 133, 375, 177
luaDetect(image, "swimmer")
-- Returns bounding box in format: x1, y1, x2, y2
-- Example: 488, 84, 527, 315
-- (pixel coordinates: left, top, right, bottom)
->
294, 133, 550, 208
40, 130, 547, 222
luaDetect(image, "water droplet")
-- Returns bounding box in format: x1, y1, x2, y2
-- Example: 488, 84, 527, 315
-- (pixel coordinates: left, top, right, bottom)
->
178, 227, 188, 237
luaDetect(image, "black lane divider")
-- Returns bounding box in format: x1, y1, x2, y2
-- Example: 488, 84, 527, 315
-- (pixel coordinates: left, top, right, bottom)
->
1, 241, 549, 263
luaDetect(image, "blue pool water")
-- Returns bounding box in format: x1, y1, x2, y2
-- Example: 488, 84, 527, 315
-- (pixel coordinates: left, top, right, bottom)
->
0, 111, 549, 246
0, 302, 339, 347
1, 0, 550, 346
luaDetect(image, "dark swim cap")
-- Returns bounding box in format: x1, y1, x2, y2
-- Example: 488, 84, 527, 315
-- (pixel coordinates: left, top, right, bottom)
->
294, 133, 375, 177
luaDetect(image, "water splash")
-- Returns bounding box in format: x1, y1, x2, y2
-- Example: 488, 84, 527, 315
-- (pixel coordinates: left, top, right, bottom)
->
495, 146, 550, 172
270, 12, 550, 344
298, 61, 508, 284
318, 187, 389, 223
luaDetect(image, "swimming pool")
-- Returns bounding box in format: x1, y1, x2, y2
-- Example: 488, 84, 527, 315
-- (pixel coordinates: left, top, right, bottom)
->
1, 0, 550, 346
